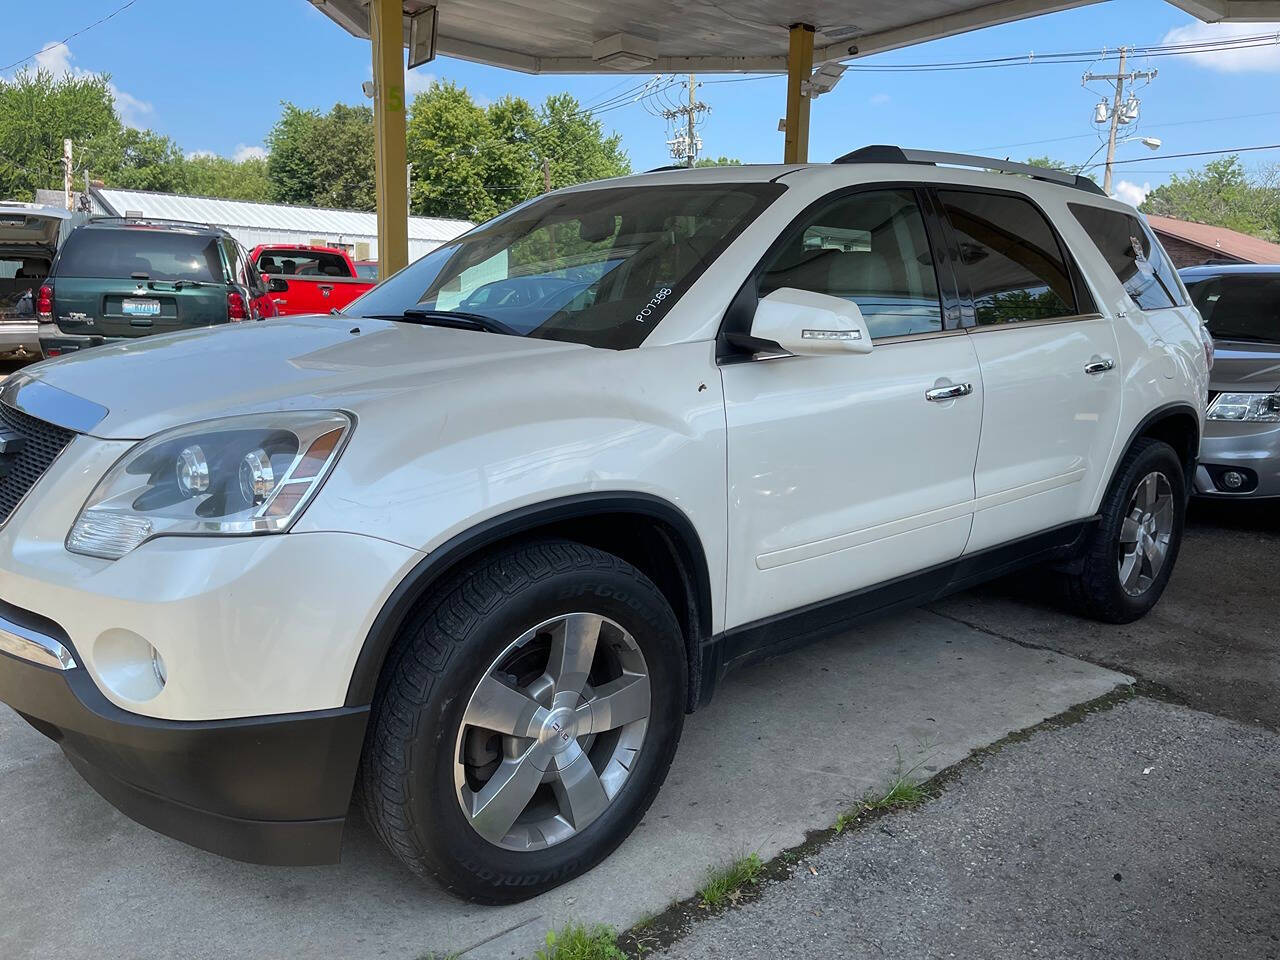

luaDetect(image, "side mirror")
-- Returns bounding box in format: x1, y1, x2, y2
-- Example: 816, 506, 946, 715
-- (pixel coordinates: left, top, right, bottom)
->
268, 277, 289, 293
749, 287, 872, 356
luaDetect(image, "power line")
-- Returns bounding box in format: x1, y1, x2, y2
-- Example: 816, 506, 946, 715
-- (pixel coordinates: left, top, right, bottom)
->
1, 0, 142, 73
1108, 142, 1280, 165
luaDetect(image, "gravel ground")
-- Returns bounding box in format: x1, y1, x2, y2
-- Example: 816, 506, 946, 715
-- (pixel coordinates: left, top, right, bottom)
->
657, 697, 1280, 960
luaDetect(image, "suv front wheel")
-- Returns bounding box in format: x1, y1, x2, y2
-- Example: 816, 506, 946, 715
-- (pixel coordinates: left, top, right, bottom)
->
1064, 437, 1186, 623
360, 539, 686, 902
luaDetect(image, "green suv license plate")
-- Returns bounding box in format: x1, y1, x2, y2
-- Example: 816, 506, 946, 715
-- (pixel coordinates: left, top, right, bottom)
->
122, 298, 161, 317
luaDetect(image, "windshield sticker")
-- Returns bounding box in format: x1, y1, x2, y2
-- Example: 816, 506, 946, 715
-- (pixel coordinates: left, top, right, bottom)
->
636, 287, 672, 324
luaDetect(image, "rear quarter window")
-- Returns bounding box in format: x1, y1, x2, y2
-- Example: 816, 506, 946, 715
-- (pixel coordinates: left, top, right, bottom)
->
1069, 204, 1185, 311
54, 228, 224, 283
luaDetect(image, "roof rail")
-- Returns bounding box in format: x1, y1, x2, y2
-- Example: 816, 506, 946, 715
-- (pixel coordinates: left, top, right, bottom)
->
89, 215, 218, 231
832, 145, 1106, 197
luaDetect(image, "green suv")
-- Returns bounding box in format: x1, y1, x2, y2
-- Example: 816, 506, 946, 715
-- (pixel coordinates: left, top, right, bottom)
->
37, 218, 274, 358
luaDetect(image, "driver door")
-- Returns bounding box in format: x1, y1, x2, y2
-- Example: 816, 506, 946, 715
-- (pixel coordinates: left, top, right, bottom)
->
722, 186, 983, 631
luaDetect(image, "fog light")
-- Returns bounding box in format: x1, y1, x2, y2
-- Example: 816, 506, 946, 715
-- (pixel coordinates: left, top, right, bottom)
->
1221, 470, 1245, 490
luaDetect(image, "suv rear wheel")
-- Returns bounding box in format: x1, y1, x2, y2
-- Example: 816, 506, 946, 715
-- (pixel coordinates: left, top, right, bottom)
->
360, 539, 686, 902
1063, 438, 1186, 623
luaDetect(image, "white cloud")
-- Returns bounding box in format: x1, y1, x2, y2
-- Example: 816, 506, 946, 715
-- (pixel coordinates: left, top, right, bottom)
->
406, 69, 437, 99
1160, 20, 1280, 73
1112, 180, 1152, 207
27, 41, 154, 127
186, 149, 217, 160
869, 92, 891, 105
233, 144, 268, 162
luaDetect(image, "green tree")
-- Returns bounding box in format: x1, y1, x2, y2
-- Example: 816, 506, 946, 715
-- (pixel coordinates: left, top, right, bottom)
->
183, 154, 272, 201
0, 67, 122, 199
531, 92, 630, 191
1141, 156, 1277, 239
113, 127, 187, 192
266, 103, 376, 209
406, 81, 499, 221
694, 156, 742, 167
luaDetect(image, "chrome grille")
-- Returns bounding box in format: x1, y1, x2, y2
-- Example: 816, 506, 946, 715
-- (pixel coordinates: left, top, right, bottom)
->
0, 402, 75, 524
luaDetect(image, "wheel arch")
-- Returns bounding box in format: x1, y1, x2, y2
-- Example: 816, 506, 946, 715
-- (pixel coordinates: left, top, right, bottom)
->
1106, 402, 1200, 503
344, 493, 715, 712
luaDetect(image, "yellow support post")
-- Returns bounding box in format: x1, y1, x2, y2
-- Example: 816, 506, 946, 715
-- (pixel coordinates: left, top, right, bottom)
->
783, 24, 814, 164
370, 0, 409, 275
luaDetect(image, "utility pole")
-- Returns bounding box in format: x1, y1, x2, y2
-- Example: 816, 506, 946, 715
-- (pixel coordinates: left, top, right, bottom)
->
663, 74, 709, 166
543, 156, 552, 193
62, 139, 73, 211
1083, 48, 1157, 195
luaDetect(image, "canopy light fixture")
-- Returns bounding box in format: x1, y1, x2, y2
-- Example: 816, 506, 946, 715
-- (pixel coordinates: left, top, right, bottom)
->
407, 5, 438, 69
804, 61, 847, 98
592, 32, 657, 70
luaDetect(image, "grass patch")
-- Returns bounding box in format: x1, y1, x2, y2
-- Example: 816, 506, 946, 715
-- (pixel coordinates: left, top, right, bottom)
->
835, 743, 935, 833
533, 924, 627, 960
696, 852, 764, 909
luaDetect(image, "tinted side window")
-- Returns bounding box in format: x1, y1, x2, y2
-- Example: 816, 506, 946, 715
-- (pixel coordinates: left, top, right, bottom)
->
759, 188, 942, 338
1069, 204, 1184, 310
1189, 275, 1280, 344
938, 190, 1076, 326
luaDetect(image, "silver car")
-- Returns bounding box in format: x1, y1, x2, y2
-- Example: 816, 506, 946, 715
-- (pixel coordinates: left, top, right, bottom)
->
1182, 264, 1280, 499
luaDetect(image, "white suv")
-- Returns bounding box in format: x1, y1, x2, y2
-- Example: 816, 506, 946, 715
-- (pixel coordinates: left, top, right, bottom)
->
0, 148, 1209, 902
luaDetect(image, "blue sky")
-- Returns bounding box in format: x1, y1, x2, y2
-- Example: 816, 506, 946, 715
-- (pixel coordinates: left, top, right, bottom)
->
6, 0, 1280, 205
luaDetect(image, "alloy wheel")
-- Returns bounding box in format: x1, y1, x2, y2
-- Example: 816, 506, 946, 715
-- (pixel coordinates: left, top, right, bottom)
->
1117, 471, 1174, 597
453, 613, 651, 851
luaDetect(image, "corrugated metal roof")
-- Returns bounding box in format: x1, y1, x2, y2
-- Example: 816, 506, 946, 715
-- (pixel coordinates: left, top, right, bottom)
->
1147, 214, 1280, 266
92, 188, 472, 243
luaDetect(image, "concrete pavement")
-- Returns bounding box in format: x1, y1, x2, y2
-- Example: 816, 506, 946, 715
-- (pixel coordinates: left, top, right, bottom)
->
0, 610, 1126, 960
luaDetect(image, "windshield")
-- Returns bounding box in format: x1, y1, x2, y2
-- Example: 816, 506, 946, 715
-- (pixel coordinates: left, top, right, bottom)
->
348, 182, 783, 349
1188, 274, 1280, 344
55, 227, 224, 283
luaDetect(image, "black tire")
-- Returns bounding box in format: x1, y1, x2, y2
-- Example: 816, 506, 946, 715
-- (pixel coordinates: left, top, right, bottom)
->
1063, 437, 1186, 623
360, 539, 686, 903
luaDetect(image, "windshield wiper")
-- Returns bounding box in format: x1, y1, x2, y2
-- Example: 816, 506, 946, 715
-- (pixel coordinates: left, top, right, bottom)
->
367, 309, 520, 337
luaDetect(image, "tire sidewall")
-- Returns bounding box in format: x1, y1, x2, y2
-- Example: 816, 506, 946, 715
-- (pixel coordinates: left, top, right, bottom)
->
408, 556, 685, 900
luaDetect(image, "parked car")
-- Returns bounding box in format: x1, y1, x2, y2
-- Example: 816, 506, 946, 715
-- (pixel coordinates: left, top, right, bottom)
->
354, 259, 379, 281
248, 244, 374, 315
1181, 263, 1280, 498
37, 218, 275, 357
0, 148, 1208, 904
0, 202, 71, 359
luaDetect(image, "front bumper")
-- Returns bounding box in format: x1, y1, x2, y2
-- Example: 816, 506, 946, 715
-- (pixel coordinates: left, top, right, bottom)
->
0, 600, 368, 865
1193, 419, 1280, 499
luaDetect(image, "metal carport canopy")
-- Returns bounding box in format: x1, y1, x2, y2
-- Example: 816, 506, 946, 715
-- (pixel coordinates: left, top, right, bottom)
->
309, 0, 1280, 275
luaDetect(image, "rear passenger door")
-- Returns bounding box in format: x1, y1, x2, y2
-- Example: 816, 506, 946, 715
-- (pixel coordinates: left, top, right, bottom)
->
935, 188, 1122, 552
723, 186, 984, 629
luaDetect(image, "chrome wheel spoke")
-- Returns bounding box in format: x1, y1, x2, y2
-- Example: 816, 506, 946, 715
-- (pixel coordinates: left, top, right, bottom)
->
466, 748, 546, 845
455, 611, 651, 853
546, 613, 603, 696
551, 742, 611, 830
1117, 471, 1176, 597
463, 675, 546, 737
577, 673, 651, 735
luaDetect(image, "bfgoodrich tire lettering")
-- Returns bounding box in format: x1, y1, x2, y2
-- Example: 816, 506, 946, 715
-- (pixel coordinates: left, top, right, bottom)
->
360, 539, 686, 902
1063, 437, 1186, 623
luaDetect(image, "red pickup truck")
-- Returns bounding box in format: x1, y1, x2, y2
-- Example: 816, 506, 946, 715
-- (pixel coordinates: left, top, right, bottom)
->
248, 244, 375, 315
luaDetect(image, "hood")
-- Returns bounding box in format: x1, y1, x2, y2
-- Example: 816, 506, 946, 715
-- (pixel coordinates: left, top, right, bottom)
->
20, 314, 587, 439
0, 201, 70, 254
1211, 338, 1280, 394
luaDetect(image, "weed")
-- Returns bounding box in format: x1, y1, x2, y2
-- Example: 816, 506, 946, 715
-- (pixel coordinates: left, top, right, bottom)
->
534, 923, 627, 960
696, 852, 764, 909
834, 743, 935, 832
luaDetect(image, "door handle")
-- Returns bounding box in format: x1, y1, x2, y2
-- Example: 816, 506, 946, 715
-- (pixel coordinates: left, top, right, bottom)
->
1084, 358, 1115, 375
925, 382, 973, 402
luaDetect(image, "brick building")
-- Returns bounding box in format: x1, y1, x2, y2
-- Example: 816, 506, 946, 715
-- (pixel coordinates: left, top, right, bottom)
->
1146, 214, 1280, 269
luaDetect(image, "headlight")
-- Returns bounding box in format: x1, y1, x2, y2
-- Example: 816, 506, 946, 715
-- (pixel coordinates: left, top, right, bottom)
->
1207, 391, 1280, 423
67, 411, 352, 560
